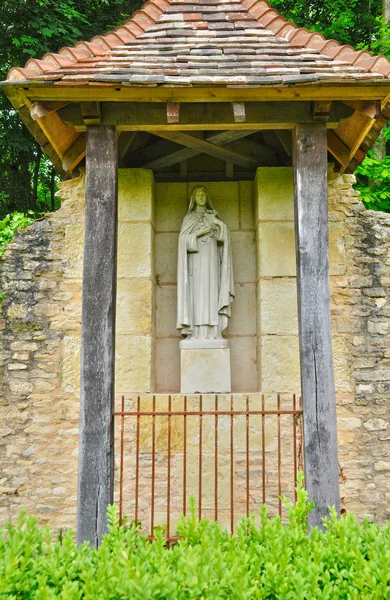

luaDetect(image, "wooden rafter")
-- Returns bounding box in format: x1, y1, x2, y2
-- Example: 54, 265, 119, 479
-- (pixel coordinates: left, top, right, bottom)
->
126, 130, 258, 170
30, 101, 70, 121
149, 130, 260, 170
118, 132, 137, 164
261, 130, 290, 165
274, 131, 293, 158
327, 131, 351, 168
62, 134, 86, 173
330, 109, 377, 172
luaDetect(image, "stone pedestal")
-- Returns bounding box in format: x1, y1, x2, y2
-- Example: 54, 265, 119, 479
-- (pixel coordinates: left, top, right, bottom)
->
180, 339, 231, 393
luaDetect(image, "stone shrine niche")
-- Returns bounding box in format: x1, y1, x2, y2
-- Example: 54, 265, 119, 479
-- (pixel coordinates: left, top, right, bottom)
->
155, 181, 258, 393
177, 185, 234, 393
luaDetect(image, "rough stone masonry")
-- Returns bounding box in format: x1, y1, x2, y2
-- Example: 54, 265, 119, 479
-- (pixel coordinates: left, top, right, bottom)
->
0, 167, 389, 529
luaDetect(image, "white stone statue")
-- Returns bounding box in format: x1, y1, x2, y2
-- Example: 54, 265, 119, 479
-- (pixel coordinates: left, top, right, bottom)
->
177, 185, 234, 345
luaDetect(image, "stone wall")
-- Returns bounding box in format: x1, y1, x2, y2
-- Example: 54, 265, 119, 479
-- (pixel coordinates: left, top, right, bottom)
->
329, 172, 390, 522
0, 179, 81, 527
0, 167, 389, 528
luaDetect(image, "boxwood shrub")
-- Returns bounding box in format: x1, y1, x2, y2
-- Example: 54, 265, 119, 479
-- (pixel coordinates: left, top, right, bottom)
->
0, 478, 389, 599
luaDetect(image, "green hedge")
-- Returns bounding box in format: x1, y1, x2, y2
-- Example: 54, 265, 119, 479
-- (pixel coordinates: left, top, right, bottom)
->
0, 480, 389, 599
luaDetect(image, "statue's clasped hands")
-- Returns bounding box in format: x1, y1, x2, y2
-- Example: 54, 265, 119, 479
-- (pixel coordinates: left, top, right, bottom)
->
196, 226, 213, 238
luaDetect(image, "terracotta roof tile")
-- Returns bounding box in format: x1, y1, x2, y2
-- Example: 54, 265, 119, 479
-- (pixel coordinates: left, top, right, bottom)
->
6, 0, 390, 85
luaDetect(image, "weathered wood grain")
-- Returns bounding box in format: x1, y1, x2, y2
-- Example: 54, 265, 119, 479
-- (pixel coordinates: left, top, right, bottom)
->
293, 123, 340, 530
150, 130, 259, 169
76, 126, 118, 547
62, 134, 86, 173
22, 84, 390, 104
58, 101, 354, 132
126, 130, 256, 169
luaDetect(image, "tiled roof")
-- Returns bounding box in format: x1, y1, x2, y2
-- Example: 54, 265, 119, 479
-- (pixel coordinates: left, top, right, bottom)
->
7, 0, 390, 87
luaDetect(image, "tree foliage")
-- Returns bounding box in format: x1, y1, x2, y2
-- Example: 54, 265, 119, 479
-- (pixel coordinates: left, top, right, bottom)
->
269, 0, 383, 50
0, 0, 142, 220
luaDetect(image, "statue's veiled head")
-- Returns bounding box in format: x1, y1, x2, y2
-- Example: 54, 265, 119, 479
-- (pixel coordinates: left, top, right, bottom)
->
187, 185, 215, 213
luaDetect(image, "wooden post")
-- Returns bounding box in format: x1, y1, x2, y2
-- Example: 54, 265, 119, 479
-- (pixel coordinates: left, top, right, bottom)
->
293, 123, 340, 529
77, 126, 118, 546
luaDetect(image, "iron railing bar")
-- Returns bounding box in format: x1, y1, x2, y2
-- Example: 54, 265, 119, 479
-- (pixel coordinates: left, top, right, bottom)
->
246, 395, 250, 518
135, 396, 141, 525
199, 395, 202, 521
277, 393, 282, 517
214, 394, 218, 522
261, 394, 266, 505
113, 410, 303, 417
151, 395, 156, 535
183, 395, 187, 517
119, 395, 125, 525
293, 393, 298, 503
230, 394, 234, 534
167, 395, 172, 541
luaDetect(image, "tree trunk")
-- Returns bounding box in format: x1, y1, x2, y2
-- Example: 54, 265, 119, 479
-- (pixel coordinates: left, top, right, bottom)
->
50, 167, 56, 211
19, 151, 32, 212
32, 145, 42, 211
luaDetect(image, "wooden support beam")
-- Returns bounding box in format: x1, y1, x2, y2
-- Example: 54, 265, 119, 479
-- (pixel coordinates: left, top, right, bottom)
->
155, 170, 256, 183
261, 130, 290, 165
327, 131, 351, 169
30, 101, 70, 121
118, 132, 137, 161
343, 101, 381, 119
335, 110, 375, 173
275, 130, 293, 158
227, 136, 282, 166
149, 130, 259, 170
58, 101, 354, 132
81, 101, 101, 125
15, 103, 64, 175
77, 125, 118, 547
140, 131, 253, 169
206, 130, 257, 144
167, 102, 180, 124
21, 83, 390, 104
293, 123, 340, 530
233, 102, 246, 123
225, 161, 234, 178
62, 134, 86, 173
313, 101, 332, 122
180, 159, 188, 178
34, 110, 80, 160
129, 130, 257, 170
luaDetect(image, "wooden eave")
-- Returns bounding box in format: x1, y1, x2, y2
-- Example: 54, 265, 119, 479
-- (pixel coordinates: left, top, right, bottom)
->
2, 80, 390, 179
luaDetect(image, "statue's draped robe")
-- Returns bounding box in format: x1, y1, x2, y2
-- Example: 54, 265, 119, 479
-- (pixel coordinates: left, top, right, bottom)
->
177, 209, 234, 338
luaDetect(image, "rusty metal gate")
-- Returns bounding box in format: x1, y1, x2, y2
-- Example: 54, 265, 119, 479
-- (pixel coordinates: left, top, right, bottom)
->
114, 393, 303, 542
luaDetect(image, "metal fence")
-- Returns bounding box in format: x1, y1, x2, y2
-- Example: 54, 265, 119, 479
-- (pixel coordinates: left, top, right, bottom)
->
114, 393, 303, 541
